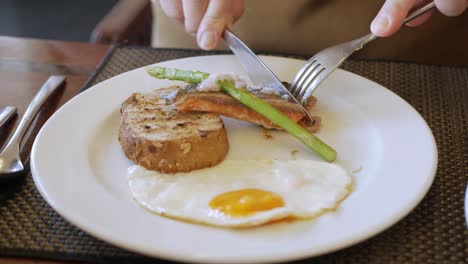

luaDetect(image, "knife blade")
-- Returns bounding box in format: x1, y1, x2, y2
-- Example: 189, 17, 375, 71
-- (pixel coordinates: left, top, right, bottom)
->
222, 28, 314, 122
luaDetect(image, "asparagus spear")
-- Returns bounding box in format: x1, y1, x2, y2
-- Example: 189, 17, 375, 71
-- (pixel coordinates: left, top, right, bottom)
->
146, 66, 337, 162
146, 66, 208, 85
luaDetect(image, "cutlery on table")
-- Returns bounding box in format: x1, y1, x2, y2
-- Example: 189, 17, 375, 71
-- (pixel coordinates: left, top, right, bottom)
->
0, 75, 66, 180
222, 28, 315, 123
289, 1, 436, 106
0, 106, 17, 130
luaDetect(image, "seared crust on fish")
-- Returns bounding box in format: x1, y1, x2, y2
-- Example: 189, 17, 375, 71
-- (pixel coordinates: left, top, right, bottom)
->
174, 85, 321, 132
118, 87, 229, 173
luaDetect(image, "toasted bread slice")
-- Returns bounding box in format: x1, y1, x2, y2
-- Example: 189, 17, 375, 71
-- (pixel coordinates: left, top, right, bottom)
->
118, 87, 229, 173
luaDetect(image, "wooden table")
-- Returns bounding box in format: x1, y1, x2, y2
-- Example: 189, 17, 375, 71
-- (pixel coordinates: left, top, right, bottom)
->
0, 36, 110, 264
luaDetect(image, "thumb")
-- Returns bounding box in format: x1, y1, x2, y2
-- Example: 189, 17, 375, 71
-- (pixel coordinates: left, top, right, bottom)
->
197, 0, 232, 50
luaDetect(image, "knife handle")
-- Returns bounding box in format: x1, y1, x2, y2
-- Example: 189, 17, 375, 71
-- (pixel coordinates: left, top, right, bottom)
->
0, 106, 17, 129
1, 75, 65, 153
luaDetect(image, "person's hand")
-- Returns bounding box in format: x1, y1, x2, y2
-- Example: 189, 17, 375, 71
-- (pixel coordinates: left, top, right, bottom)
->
371, 0, 468, 37
155, 0, 244, 50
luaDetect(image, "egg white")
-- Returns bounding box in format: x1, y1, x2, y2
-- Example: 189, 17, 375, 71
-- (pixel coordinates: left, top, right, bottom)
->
128, 160, 353, 228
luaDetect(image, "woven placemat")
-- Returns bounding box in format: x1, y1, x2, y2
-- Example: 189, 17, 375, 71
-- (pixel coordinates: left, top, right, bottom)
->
0, 46, 467, 264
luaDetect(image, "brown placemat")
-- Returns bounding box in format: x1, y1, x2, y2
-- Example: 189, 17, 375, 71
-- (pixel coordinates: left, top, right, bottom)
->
0, 46, 467, 264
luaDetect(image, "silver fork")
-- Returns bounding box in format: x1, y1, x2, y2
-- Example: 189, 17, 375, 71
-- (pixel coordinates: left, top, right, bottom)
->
289, 1, 435, 106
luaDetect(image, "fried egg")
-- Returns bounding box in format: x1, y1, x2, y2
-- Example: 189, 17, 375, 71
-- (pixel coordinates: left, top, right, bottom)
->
128, 160, 353, 228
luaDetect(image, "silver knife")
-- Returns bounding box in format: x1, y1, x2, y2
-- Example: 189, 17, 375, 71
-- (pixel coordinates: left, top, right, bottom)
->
222, 28, 314, 122
0, 106, 17, 129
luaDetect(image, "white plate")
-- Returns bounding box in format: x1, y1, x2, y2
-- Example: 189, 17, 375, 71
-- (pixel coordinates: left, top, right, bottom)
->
465, 185, 468, 227
31, 55, 437, 263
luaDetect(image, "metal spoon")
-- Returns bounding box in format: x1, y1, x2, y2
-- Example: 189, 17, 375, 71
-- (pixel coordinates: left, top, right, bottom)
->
0, 75, 66, 180
0, 106, 17, 129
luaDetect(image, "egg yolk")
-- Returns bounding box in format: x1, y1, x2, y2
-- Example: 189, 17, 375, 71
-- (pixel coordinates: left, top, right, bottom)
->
209, 189, 284, 217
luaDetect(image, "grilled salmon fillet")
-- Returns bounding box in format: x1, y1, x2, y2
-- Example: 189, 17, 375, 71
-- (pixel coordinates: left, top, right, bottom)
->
118, 87, 229, 173
173, 85, 321, 132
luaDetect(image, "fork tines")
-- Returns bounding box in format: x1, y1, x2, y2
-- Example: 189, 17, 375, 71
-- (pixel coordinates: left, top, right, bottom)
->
289, 59, 326, 106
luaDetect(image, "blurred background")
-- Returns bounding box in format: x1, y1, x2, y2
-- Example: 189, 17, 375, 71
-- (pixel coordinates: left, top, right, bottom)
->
0, 0, 466, 64
0, 0, 118, 42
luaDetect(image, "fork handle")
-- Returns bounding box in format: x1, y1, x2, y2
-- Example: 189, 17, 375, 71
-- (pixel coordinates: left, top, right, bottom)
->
404, 1, 436, 24
356, 1, 436, 48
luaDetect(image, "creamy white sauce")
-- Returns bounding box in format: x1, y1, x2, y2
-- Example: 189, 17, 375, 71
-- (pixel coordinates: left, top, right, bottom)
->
198, 72, 247, 92
161, 89, 180, 101
249, 85, 280, 95
260, 87, 280, 96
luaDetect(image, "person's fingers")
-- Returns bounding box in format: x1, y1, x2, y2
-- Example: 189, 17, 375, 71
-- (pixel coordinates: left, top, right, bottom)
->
231, 0, 245, 22
372, 0, 468, 36
435, 0, 468, 16
159, 0, 184, 23
404, 10, 434, 27
197, 0, 233, 50
371, 0, 420, 37
182, 0, 209, 34
405, 0, 435, 27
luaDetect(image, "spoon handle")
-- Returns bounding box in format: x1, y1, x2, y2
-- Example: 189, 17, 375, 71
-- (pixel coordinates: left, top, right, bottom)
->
0, 76, 65, 154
